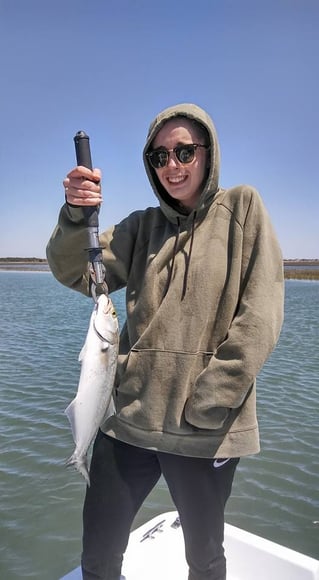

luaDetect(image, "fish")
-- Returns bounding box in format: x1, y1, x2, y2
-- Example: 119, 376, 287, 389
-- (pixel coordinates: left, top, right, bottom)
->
65, 293, 119, 485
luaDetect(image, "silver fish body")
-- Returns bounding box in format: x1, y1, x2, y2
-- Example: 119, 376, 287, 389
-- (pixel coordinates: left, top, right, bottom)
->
65, 293, 119, 485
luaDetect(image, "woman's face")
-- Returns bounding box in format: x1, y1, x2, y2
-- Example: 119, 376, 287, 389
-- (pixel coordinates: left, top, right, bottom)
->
151, 118, 208, 210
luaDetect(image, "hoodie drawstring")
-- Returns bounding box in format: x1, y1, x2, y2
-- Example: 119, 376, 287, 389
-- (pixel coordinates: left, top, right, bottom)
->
163, 212, 197, 301
162, 217, 181, 299
181, 211, 196, 300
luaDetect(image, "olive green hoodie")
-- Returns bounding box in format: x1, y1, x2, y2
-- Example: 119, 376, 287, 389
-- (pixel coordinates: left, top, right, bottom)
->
47, 103, 284, 458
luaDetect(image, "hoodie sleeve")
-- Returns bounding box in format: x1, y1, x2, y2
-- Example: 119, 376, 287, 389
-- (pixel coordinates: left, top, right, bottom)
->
46, 203, 140, 295
185, 188, 284, 430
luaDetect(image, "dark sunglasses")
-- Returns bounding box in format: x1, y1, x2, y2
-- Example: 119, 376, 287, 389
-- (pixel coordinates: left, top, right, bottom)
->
146, 143, 209, 169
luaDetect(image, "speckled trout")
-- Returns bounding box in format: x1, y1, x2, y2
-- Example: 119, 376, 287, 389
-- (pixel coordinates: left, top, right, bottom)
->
65, 293, 119, 485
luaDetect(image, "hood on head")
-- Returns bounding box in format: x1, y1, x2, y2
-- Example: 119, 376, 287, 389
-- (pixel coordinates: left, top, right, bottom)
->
143, 103, 220, 221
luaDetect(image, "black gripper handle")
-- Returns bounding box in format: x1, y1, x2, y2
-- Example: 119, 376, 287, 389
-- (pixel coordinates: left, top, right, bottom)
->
74, 131, 93, 170
73, 131, 98, 228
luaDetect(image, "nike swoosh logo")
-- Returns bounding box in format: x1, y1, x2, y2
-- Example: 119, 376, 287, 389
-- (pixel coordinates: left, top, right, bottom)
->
213, 458, 230, 468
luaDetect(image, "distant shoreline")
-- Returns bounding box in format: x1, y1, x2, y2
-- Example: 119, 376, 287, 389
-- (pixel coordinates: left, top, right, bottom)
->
0, 259, 50, 272
0, 258, 319, 279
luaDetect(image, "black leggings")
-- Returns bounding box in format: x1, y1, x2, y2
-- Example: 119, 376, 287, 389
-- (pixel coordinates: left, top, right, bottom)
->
81, 431, 239, 580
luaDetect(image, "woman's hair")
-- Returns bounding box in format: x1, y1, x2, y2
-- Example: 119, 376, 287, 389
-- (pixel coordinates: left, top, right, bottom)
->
148, 116, 210, 151
189, 119, 210, 146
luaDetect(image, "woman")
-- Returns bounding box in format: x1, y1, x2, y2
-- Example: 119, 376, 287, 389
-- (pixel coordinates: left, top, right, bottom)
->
47, 103, 284, 580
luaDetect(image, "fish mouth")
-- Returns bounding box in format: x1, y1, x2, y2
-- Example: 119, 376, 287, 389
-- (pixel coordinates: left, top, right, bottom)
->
103, 299, 118, 319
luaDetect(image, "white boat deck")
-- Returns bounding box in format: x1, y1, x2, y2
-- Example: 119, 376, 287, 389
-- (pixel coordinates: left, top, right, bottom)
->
61, 511, 319, 580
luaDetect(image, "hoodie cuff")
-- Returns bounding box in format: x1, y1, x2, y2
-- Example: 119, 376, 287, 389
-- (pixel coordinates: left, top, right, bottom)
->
184, 398, 230, 430
63, 200, 90, 224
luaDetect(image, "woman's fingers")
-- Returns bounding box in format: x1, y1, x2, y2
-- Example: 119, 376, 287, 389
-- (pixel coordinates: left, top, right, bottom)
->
63, 166, 102, 206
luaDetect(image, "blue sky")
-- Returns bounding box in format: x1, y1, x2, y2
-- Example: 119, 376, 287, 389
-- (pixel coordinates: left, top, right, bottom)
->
1, 0, 318, 259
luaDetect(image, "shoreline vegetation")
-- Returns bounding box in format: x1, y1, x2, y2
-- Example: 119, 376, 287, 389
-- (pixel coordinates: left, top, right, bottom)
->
0, 257, 319, 280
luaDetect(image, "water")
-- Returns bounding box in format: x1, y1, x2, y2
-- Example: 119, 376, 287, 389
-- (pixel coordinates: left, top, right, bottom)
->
0, 272, 318, 579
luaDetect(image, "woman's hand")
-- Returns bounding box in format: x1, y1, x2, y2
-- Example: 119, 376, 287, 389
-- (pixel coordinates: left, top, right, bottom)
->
63, 166, 102, 206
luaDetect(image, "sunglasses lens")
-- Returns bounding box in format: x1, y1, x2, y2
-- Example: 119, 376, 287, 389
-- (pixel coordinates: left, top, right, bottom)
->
149, 149, 168, 169
148, 144, 201, 168
176, 145, 195, 164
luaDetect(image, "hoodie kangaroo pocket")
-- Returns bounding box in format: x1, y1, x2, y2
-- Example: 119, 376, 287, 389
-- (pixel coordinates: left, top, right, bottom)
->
116, 348, 213, 433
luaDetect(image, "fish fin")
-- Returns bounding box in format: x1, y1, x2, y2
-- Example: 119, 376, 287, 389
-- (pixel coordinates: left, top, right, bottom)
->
65, 452, 90, 486
78, 341, 87, 362
101, 396, 116, 423
65, 399, 77, 442
101, 340, 110, 352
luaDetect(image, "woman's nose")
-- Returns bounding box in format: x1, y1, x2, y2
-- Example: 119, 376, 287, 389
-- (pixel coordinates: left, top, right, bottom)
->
167, 151, 179, 167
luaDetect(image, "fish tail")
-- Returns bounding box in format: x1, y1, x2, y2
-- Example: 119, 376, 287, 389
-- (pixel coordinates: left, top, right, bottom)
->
65, 453, 90, 487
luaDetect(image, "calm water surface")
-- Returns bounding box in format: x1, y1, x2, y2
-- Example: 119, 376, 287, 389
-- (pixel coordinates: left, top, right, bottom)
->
0, 272, 318, 579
